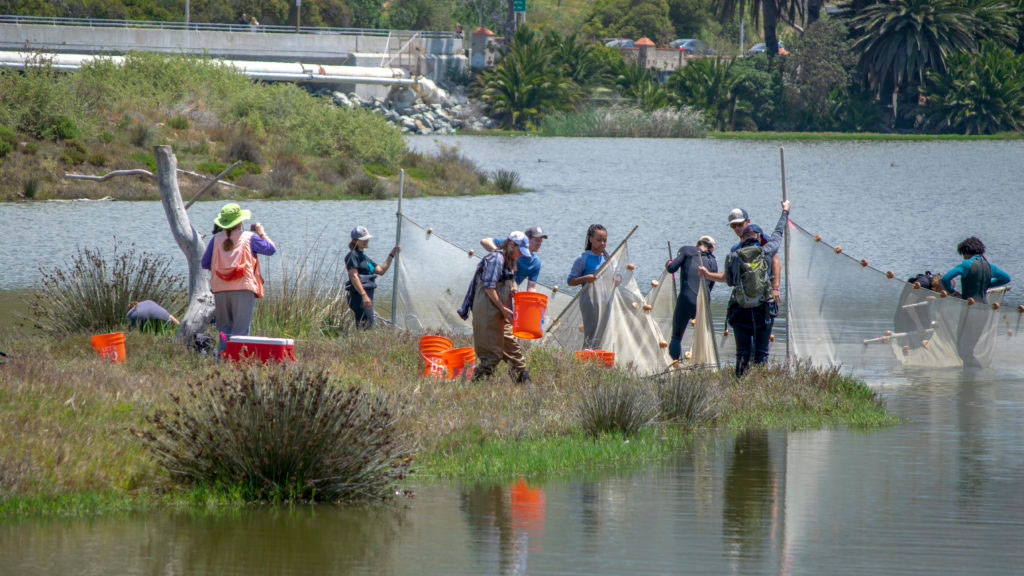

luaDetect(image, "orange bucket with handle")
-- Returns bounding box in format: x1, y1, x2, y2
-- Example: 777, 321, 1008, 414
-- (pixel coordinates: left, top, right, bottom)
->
512, 291, 548, 339
91, 331, 126, 363
440, 347, 474, 380
419, 335, 453, 355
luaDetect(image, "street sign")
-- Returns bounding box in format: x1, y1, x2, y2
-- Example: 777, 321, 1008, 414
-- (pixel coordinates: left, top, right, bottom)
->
513, 0, 525, 12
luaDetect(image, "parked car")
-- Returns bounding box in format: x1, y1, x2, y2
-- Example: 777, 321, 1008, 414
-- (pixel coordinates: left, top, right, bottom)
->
604, 38, 635, 47
746, 41, 789, 56
668, 39, 716, 55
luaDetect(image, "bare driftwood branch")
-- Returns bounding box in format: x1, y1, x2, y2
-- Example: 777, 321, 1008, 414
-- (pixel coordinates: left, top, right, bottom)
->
185, 160, 243, 209
65, 169, 155, 181
154, 146, 215, 346
64, 168, 248, 191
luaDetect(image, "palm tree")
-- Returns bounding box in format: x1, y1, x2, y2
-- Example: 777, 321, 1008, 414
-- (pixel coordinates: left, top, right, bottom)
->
921, 43, 1024, 134
545, 32, 611, 93
711, 0, 804, 56
668, 58, 744, 129
849, 0, 978, 99
474, 28, 580, 129
614, 61, 670, 111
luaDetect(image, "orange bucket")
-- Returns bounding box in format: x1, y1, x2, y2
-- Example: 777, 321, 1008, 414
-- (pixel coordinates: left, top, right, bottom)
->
422, 356, 447, 379
419, 335, 453, 354
440, 347, 474, 380
512, 292, 548, 339
575, 349, 614, 367
91, 331, 126, 363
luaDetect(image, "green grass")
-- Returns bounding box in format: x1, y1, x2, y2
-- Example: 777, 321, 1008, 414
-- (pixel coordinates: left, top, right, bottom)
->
417, 428, 692, 481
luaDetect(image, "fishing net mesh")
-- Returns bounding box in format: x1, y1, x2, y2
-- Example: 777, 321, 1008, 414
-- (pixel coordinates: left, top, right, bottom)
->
545, 235, 672, 374
786, 221, 1015, 375
391, 215, 572, 335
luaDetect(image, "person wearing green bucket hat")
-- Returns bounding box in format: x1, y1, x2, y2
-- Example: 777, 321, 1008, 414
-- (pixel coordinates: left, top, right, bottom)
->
202, 203, 277, 355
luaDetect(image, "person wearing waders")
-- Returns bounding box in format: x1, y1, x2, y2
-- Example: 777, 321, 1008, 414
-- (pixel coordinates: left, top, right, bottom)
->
700, 201, 790, 376
201, 203, 276, 355
665, 235, 717, 362
941, 236, 1011, 367
458, 232, 532, 383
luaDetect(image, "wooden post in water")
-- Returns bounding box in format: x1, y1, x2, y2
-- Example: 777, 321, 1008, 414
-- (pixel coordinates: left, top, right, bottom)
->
780, 147, 791, 364
391, 169, 404, 327
155, 145, 215, 345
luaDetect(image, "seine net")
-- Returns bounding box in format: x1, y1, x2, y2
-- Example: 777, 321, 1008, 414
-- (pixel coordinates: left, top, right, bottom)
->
647, 269, 719, 368
786, 220, 1013, 375
391, 215, 572, 334
545, 232, 672, 374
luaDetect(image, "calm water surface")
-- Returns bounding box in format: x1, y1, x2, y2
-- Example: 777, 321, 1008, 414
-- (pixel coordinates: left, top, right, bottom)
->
2, 137, 1024, 574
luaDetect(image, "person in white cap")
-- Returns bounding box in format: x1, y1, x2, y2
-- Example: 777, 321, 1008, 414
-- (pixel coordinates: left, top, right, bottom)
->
345, 225, 399, 329
459, 231, 532, 383
480, 225, 547, 291
665, 235, 717, 361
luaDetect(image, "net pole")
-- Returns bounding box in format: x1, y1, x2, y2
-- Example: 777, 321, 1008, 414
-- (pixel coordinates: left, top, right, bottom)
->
668, 241, 677, 300
780, 147, 791, 364
390, 169, 404, 326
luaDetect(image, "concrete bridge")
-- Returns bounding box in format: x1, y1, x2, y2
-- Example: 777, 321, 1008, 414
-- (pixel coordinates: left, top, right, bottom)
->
0, 15, 463, 70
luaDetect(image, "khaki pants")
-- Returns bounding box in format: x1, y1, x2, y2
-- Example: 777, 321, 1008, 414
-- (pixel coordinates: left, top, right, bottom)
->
471, 280, 526, 380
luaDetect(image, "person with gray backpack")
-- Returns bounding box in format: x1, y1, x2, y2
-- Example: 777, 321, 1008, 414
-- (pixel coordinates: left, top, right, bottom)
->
700, 200, 790, 376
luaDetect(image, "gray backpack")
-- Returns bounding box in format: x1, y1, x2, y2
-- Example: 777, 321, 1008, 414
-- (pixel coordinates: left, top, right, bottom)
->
728, 245, 771, 308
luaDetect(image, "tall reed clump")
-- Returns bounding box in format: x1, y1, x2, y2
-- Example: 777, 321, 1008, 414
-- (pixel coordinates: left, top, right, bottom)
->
575, 369, 659, 436
252, 240, 353, 337
655, 368, 719, 427
491, 169, 521, 194
137, 365, 411, 502
541, 105, 707, 138
30, 245, 185, 335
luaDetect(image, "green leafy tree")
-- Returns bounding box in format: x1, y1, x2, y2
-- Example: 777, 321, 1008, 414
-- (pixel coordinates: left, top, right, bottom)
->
547, 32, 614, 93
782, 19, 857, 129
711, 0, 804, 56
668, 0, 712, 38
921, 42, 1024, 134
473, 27, 581, 129
583, 0, 674, 43
615, 61, 671, 110
387, 0, 455, 30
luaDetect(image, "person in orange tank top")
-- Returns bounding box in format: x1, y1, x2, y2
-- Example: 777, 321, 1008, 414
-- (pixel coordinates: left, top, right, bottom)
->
201, 203, 277, 355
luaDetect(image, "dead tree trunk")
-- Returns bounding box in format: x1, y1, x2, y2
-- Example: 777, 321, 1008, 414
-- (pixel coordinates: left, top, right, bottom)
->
155, 146, 215, 344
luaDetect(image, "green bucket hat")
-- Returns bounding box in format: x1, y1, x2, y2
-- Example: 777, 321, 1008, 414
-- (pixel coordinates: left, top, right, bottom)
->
214, 203, 251, 230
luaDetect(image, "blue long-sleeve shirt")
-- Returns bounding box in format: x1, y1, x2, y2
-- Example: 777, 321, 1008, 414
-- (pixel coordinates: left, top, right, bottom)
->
941, 256, 1010, 293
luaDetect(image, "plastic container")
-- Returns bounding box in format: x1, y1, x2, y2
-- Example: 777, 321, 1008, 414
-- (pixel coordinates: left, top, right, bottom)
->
91, 331, 126, 363
440, 347, 475, 380
222, 336, 295, 363
419, 335, 453, 356
574, 349, 615, 367
512, 291, 548, 339
422, 357, 447, 380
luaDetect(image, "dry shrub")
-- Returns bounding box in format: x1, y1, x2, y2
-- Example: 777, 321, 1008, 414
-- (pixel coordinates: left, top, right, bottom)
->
223, 133, 263, 164
576, 370, 658, 436
656, 369, 719, 426
30, 244, 185, 335
269, 155, 304, 190
137, 365, 411, 502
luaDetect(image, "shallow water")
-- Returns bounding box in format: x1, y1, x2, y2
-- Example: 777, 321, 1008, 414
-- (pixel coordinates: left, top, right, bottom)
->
3, 136, 1024, 574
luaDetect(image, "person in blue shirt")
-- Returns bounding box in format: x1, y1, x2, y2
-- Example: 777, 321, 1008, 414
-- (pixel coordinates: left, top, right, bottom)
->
481, 225, 547, 290
568, 224, 609, 349
126, 300, 179, 333
941, 236, 1010, 367
940, 237, 1010, 302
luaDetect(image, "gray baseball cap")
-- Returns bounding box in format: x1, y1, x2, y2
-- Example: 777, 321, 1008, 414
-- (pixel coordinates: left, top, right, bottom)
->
728, 208, 749, 225
351, 225, 373, 241
525, 225, 548, 239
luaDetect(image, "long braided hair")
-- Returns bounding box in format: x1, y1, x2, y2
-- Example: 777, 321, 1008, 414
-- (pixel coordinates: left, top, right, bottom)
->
584, 224, 606, 252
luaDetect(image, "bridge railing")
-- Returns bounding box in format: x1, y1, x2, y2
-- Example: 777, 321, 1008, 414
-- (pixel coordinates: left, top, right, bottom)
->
0, 14, 458, 39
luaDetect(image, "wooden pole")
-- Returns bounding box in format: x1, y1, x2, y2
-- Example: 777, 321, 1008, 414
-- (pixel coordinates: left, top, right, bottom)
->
780, 147, 791, 363
667, 241, 677, 300
184, 160, 242, 209
391, 169, 404, 326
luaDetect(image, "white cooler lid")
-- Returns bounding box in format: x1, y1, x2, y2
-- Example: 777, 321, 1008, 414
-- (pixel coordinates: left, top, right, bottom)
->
228, 336, 295, 346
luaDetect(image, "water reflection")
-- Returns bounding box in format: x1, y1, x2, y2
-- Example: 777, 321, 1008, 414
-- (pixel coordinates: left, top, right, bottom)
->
723, 430, 783, 575
459, 478, 546, 576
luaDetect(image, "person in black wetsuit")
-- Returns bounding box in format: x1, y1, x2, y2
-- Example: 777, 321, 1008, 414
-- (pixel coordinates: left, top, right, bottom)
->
665, 235, 717, 361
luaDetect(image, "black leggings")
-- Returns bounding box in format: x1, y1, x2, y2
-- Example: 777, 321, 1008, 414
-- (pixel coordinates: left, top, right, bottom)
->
347, 287, 375, 329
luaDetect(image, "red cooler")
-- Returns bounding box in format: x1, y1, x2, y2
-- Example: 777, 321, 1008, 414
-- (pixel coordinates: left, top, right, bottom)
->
223, 336, 296, 363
